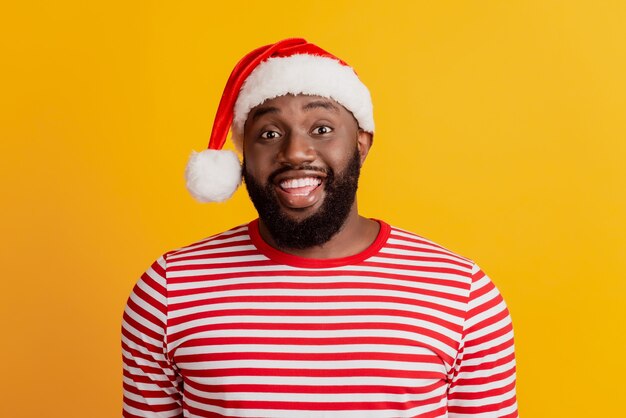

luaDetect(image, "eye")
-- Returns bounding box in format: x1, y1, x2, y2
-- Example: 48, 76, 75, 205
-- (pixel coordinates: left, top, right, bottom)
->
260, 130, 281, 140
312, 125, 333, 135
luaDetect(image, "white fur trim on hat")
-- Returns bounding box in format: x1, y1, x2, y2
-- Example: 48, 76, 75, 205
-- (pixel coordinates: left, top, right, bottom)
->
185, 149, 241, 202
230, 54, 374, 152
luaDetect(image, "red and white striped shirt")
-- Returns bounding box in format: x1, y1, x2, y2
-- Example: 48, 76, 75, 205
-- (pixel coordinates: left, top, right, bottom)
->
122, 220, 517, 417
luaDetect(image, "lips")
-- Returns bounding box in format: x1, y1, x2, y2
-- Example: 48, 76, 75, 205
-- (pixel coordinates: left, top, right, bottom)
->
272, 170, 327, 209
279, 176, 322, 196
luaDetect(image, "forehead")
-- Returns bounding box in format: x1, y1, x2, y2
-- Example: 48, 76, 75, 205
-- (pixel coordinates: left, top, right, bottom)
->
246, 94, 351, 123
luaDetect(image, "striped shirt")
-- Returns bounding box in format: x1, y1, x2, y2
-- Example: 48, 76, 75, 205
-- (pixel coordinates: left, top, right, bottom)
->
122, 219, 517, 417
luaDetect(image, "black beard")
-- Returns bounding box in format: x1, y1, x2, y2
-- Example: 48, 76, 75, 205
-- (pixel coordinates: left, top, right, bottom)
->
243, 148, 361, 250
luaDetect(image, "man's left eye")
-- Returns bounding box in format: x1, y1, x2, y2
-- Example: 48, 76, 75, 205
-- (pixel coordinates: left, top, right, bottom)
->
312, 126, 333, 135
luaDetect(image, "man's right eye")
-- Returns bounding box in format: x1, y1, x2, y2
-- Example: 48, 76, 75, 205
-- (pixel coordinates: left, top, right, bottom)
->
260, 130, 281, 139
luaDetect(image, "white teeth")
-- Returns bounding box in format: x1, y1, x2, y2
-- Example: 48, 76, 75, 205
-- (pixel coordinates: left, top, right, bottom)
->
280, 177, 322, 189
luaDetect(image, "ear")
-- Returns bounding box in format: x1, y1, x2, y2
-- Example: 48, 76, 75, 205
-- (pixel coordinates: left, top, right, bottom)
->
356, 130, 373, 166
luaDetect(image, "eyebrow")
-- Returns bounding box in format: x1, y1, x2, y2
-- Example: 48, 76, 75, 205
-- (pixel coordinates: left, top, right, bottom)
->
250, 106, 280, 121
302, 100, 340, 113
249, 99, 340, 122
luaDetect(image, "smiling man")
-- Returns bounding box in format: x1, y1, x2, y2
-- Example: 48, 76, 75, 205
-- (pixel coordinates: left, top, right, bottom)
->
122, 38, 518, 418
243, 94, 377, 256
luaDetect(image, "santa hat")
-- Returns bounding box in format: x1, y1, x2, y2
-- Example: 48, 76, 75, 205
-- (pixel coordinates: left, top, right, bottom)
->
185, 38, 374, 202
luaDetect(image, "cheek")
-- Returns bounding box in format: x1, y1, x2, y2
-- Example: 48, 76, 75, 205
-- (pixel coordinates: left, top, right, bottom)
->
243, 151, 275, 180
318, 142, 358, 168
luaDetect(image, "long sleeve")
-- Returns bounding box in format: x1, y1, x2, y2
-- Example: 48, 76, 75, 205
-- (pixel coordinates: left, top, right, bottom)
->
447, 264, 518, 417
122, 256, 184, 418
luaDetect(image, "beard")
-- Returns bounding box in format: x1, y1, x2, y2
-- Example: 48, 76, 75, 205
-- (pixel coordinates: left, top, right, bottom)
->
243, 148, 361, 250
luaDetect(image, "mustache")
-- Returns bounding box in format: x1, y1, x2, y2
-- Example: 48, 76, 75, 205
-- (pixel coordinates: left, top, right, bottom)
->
268, 165, 331, 184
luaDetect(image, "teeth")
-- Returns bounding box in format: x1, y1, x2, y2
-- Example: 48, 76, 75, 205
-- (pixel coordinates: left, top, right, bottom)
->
280, 177, 321, 189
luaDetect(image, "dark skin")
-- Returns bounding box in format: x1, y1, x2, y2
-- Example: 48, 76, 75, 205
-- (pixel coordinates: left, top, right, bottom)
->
243, 94, 379, 259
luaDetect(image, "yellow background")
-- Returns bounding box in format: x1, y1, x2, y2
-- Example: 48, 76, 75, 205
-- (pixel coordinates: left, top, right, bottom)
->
1, 1, 624, 416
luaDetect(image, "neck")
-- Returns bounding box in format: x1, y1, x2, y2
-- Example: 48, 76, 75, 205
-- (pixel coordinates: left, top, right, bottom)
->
257, 203, 380, 259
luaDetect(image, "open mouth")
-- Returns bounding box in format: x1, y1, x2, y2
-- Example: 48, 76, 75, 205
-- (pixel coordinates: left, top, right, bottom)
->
279, 176, 323, 196
272, 171, 327, 210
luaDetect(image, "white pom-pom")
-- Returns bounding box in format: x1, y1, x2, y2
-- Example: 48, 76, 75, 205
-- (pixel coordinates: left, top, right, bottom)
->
185, 149, 241, 202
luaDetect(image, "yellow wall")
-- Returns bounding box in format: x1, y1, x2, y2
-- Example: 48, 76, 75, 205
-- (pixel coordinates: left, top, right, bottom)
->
1, 1, 624, 416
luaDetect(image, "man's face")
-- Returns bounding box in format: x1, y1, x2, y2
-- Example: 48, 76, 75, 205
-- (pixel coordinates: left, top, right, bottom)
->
242, 94, 372, 249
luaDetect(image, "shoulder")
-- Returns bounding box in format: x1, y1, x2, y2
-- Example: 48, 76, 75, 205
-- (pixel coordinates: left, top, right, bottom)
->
376, 222, 486, 293
380, 224, 509, 310
163, 222, 252, 262
381, 224, 507, 302
382, 222, 475, 269
126, 223, 254, 312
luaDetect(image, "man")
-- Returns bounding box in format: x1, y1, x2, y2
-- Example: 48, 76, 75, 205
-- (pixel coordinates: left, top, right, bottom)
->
122, 38, 518, 418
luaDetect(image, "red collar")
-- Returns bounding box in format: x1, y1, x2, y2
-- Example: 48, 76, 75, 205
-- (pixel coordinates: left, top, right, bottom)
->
247, 218, 390, 268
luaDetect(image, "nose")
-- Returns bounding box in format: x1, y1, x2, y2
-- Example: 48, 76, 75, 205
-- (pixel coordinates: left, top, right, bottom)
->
277, 130, 316, 166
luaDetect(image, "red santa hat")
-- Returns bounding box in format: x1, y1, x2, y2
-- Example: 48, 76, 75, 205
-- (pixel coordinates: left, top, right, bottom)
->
185, 38, 374, 202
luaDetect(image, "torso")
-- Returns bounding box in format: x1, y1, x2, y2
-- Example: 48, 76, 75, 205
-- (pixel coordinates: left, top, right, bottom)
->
163, 220, 475, 418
